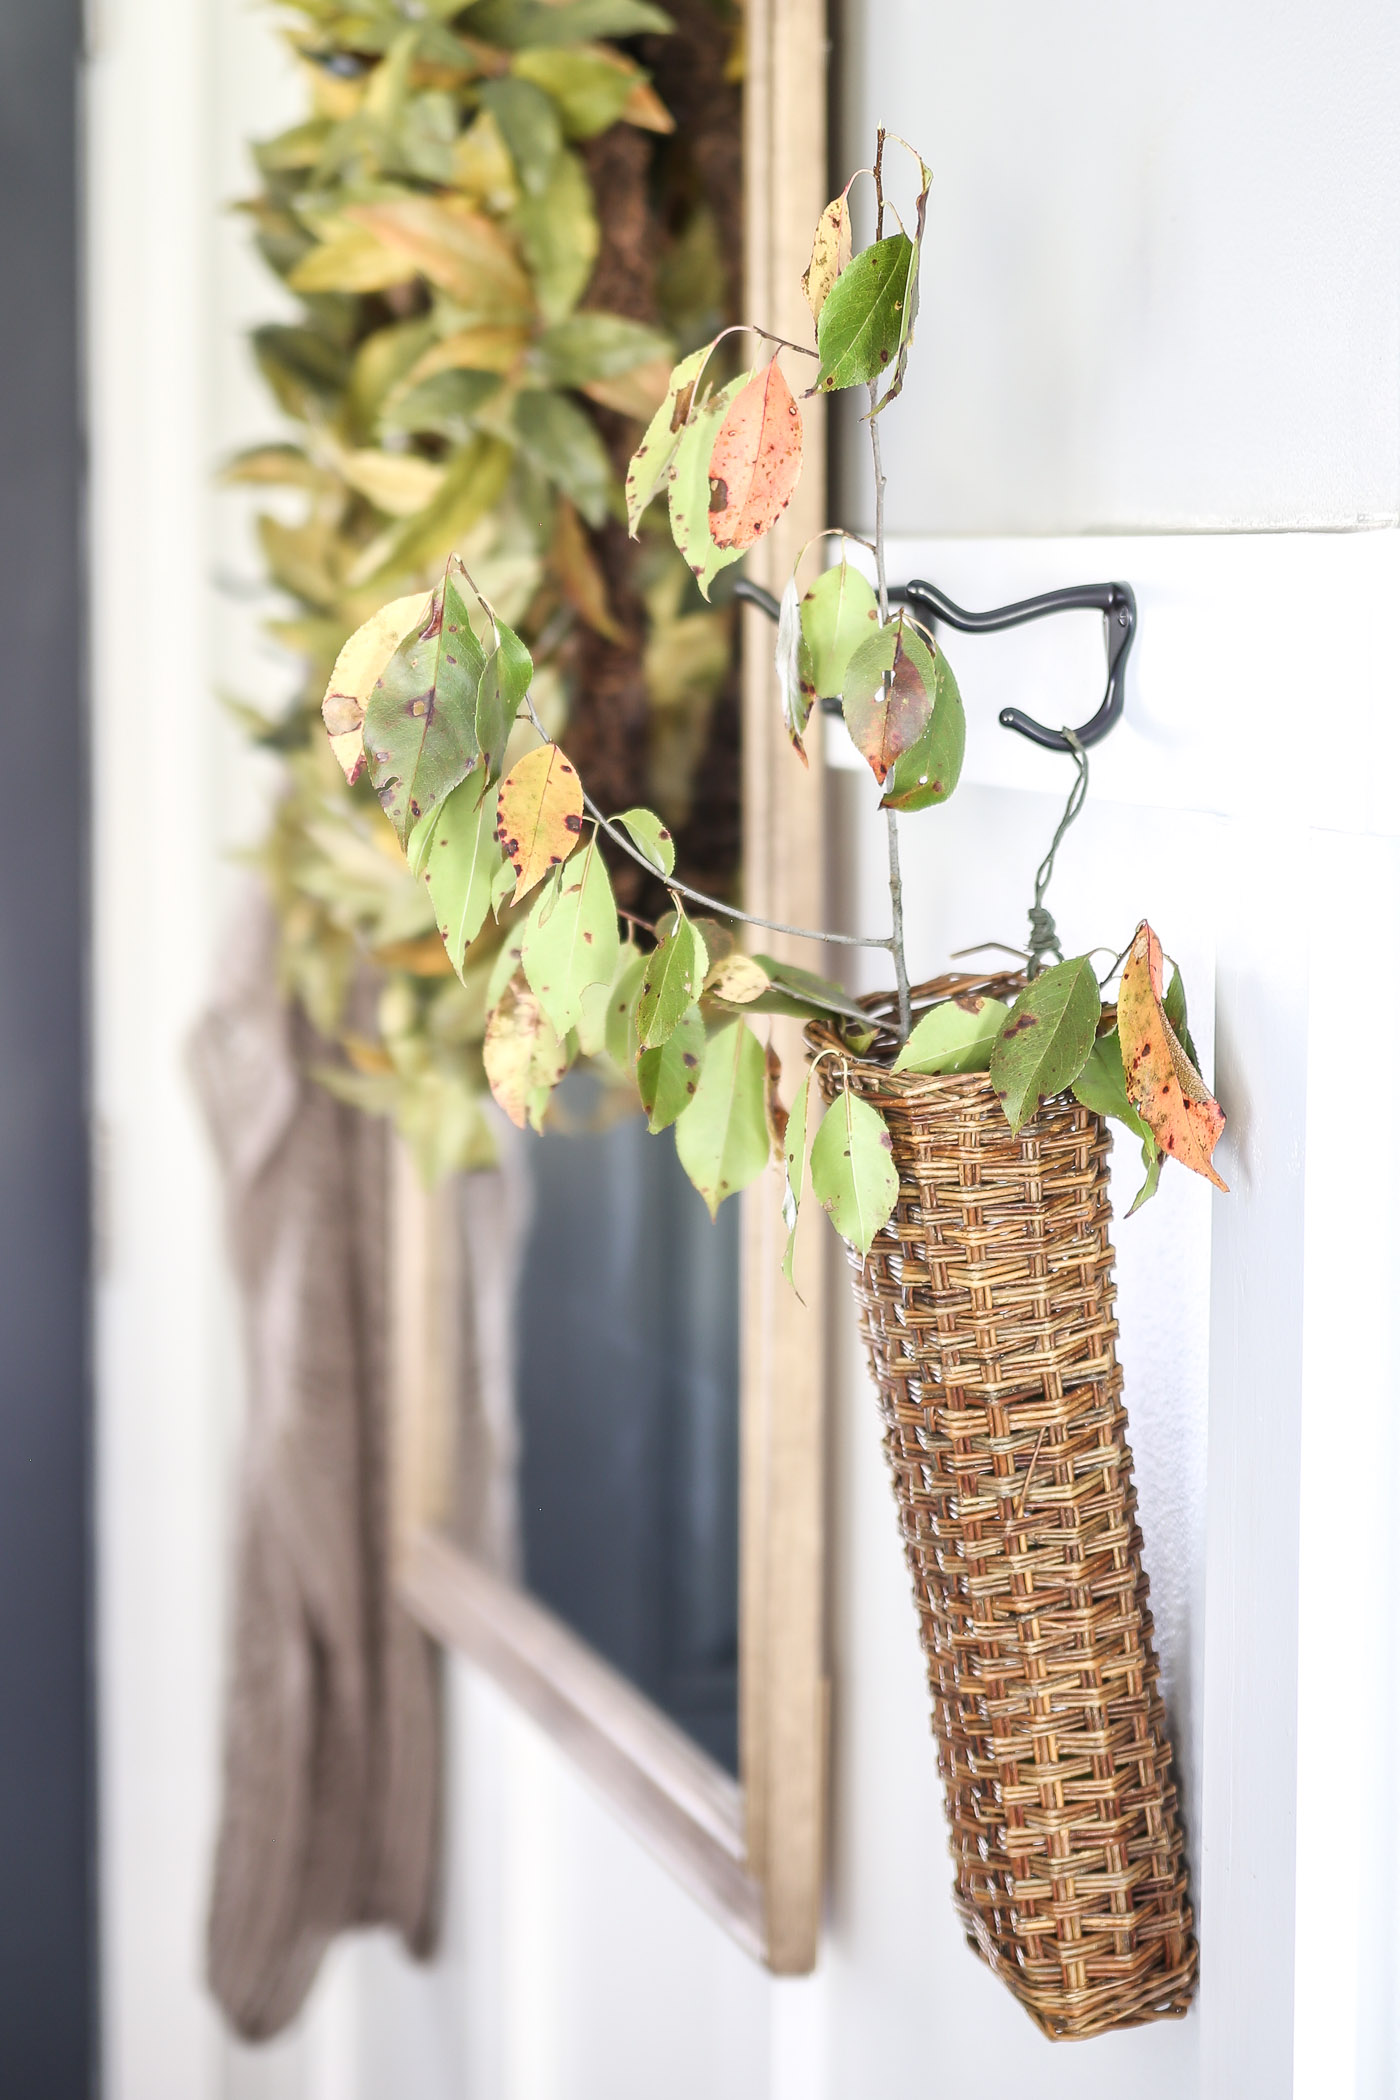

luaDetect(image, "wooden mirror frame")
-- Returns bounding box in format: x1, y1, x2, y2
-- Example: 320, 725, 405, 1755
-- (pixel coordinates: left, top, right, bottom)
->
388, 0, 830, 1973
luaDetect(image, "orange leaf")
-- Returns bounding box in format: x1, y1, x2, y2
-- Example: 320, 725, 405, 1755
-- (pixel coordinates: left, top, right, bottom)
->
494, 743, 585, 902
706, 361, 804, 551
1117, 922, 1228, 1191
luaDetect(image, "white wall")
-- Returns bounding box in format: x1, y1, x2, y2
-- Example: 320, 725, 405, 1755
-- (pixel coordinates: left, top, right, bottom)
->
836, 0, 1400, 535
93, 3, 1400, 2098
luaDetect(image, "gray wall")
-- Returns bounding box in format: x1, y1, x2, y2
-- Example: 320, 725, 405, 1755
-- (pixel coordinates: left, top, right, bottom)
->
0, 0, 92, 2090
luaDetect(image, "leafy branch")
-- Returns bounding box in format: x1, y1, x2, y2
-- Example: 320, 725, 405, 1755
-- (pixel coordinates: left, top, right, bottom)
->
310, 132, 1230, 1275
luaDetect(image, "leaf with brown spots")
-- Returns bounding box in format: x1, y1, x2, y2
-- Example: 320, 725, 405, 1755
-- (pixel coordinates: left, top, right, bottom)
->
802, 189, 853, 321
812, 233, 913, 394
989, 955, 1101, 1134
625, 342, 714, 534
494, 742, 585, 902
362, 560, 485, 843
519, 831, 620, 1039
482, 974, 571, 1132
673, 1019, 770, 1218
878, 640, 966, 811
1117, 922, 1227, 1190
321, 588, 432, 785
706, 360, 804, 552
840, 612, 936, 786
809, 1086, 898, 1256
666, 373, 746, 600
637, 1003, 706, 1133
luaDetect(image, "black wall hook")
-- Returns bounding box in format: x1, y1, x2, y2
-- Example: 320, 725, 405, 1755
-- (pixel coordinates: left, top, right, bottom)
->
734, 573, 1136, 754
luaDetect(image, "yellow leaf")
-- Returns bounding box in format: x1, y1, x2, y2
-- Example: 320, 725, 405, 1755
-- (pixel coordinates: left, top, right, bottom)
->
581, 357, 671, 419
483, 975, 569, 1130
449, 110, 520, 211
347, 196, 531, 317
339, 449, 446, 517
403, 325, 530, 384
621, 78, 675, 133
550, 500, 623, 643
320, 590, 432, 785
802, 191, 853, 320
495, 743, 585, 902
1118, 921, 1228, 1191
289, 222, 415, 295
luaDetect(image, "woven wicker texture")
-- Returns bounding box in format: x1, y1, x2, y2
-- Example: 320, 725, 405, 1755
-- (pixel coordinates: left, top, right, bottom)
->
811, 1016, 1198, 2039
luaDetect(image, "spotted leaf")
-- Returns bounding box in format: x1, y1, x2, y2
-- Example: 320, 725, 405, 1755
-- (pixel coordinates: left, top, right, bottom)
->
495, 742, 585, 902
673, 1019, 769, 1218
706, 359, 804, 552
363, 560, 486, 843
667, 374, 746, 599
812, 233, 913, 394
625, 342, 713, 534
321, 588, 432, 785
483, 974, 571, 1132
989, 956, 1101, 1134
637, 1003, 706, 1132
1117, 922, 1227, 1190
635, 908, 709, 1050
406, 769, 503, 975
802, 189, 853, 321
809, 1086, 898, 1256
841, 613, 937, 786
520, 832, 620, 1039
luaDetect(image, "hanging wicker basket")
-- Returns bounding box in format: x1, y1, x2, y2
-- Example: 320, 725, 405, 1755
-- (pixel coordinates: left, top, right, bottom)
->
810, 1005, 1198, 2040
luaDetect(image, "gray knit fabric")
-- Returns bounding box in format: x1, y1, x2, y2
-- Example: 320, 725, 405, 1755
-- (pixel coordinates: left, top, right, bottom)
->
191, 892, 441, 2042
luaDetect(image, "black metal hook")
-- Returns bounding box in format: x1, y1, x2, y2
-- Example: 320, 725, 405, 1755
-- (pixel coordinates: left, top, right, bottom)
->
734, 573, 1136, 754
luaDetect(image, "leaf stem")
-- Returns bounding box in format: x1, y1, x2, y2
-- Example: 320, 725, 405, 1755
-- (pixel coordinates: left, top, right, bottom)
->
520, 695, 892, 953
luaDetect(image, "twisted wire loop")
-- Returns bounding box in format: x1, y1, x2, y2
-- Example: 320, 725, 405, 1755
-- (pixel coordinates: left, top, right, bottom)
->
1026, 730, 1090, 978
809, 1023, 1198, 2040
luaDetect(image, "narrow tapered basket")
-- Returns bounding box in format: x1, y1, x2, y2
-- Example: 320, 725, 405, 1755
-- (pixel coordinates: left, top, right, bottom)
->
810, 1006, 1198, 2040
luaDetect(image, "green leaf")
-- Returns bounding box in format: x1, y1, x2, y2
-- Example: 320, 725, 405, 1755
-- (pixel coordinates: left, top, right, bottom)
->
363, 563, 484, 842
893, 995, 1010, 1074
512, 148, 598, 324
799, 559, 880, 698
637, 1003, 706, 1131
1070, 1025, 1163, 1215
809, 1087, 899, 1255
520, 832, 620, 1038
485, 930, 524, 1011
461, 0, 673, 49
626, 343, 711, 533
512, 46, 646, 139
475, 616, 533, 781
490, 854, 517, 921
667, 375, 745, 600
381, 369, 502, 443
636, 909, 709, 1049
478, 77, 562, 196
673, 1019, 770, 1217
365, 433, 513, 585
841, 614, 937, 786
878, 644, 966, 811
604, 946, 648, 1070
781, 1068, 816, 1291
989, 955, 1102, 1134
512, 390, 614, 527
813, 234, 913, 394
1163, 964, 1201, 1071
749, 955, 872, 1026
614, 806, 675, 875
406, 769, 503, 974
537, 313, 673, 390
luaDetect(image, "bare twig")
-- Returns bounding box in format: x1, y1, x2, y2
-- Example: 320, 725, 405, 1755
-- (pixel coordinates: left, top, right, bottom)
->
519, 694, 893, 953
867, 129, 911, 1040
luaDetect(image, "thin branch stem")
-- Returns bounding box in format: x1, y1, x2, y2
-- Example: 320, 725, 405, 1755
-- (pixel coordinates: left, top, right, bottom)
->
865, 152, 911, 1038
519, 695, 892, 952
